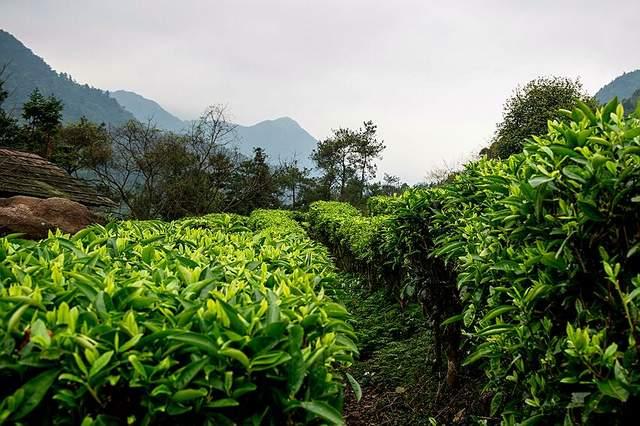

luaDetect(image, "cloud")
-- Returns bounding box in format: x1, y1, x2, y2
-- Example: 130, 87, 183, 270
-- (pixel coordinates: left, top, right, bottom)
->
2, 0, 639, 182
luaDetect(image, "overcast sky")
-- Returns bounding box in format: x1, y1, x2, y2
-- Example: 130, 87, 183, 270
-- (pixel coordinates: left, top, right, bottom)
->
2, 0, 639, 182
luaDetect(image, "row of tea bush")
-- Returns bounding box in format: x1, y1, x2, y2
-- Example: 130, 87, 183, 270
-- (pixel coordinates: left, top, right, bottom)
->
306, 100, 640, 424
0, 211, 357, 425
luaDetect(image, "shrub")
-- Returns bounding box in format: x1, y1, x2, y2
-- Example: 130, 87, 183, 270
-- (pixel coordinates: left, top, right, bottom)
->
366, 195, 402, 216
307, 198, 461, 384
434, 100, 640, 424
0, 215, 357, 425
248, 209, 306, 237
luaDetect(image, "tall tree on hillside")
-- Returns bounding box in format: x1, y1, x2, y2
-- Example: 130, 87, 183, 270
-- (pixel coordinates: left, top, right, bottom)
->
622, 88, 640, 113
312, 128, 356, 200
483, 77, 597, 159
22, 88, 63, 158
0, 69, 19, 147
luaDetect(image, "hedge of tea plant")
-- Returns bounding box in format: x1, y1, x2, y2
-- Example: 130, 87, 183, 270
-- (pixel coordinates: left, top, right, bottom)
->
430, 99, 640, 424
306, 202, 391, 275
0, 214, 357, 425
365, 195, 402, 216
247, 209, 307, 237
306, 199, 462, 386
307, 100, 640, 423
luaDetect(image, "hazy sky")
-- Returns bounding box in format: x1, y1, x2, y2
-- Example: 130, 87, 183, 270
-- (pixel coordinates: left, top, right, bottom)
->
2, 0, 639, 182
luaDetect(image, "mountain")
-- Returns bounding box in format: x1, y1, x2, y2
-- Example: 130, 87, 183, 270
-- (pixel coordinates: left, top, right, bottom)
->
110, 90, 187, 132
0, 29, 134, 125
622, 89, 640, 112
235, 117, 317, 166
595, 69, 640, 104
111, 88, 317, 166
0, 29, 317, 166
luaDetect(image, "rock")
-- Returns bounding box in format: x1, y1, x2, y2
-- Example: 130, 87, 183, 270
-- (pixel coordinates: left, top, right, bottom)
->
0, 196, 98, 239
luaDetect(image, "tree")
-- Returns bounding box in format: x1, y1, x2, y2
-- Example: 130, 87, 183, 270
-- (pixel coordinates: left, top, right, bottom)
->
351, 120, 385, 199
311, 121, 385, 203
274, 158, 312, 208
483, 77, 597, 159
228, 148, 279, 214
21, 88, 63, 158
0, 68, 19, 147
312, 128, 356, 200
91, 119, 167, 218
52, 117, 111, 175
90, 105, 281, 219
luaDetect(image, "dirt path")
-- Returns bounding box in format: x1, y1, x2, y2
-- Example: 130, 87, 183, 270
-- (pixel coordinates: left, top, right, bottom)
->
330, 274, 487, 425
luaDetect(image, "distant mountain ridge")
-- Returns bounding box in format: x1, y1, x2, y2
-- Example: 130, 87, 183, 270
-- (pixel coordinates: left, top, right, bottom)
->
110, 90, 187, 132
0, 29, 318, 166
0, 29, 134, 125
595, 69, 640, 104
111, 88, 318, 166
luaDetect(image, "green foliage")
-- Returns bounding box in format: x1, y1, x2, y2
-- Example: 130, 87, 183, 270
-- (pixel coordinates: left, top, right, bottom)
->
309, 100, 640, 424
52, 117, 111, 175
622, 88, 640, 114
230, 148, 279, 215
273, 159, 313, 209
306, 198, 461, 386
306, 202, 389, 269
311, 121, 385, 203
484, 76, 597, 160
366, 195, 402, 216
432, 99, 640, 424
19, 88, 64, 157
248, 209, 307, 237
0, 214, 357, 424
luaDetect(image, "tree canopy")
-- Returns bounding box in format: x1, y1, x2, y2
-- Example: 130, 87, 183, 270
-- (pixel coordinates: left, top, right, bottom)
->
483, 76, 597, 159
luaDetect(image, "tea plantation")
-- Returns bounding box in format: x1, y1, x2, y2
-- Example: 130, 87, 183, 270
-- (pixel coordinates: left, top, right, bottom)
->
0, 212, 357, 425
2, 100, 640, 424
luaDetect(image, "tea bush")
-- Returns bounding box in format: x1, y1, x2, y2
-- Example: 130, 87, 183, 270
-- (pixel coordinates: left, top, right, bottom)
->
308, 100, 640, 423
248, 209, 306, 237
306, 198, 461, 384
366, 195, 402, 216
432, 100, 640, 424
0, 214, 357, 425
306, 202, 390, 274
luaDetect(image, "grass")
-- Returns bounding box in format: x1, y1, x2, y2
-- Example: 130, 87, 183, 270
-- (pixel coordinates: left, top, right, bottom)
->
329, 274, 488, 425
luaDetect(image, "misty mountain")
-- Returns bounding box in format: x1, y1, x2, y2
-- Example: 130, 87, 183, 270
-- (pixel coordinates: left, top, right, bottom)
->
0, 29, 133, 125
595, 69, 640, 104
622, 89, 640, 112
235, 118, 317, 166
111, 88, 317, 167
110, 90, 187, 132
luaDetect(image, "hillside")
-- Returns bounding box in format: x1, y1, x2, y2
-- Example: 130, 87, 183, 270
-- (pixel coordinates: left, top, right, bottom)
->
235, 117, 317, 166
110, 90, 187, 132
0, 30, 134, 125
595, 69, 640, 104
623, 88, 640, 111
112, 89, 317, 166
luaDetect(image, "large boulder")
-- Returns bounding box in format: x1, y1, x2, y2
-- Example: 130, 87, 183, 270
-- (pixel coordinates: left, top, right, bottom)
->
0, 196, 99, 239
